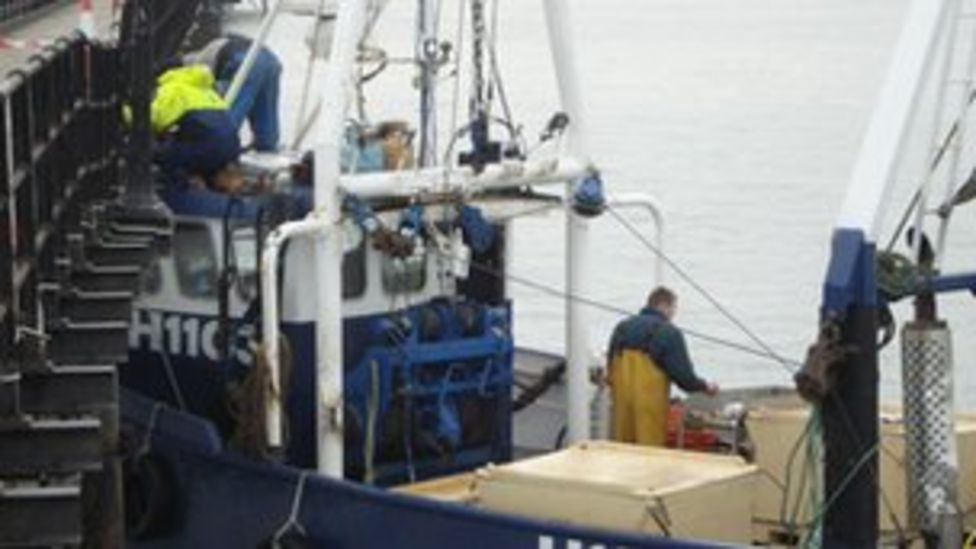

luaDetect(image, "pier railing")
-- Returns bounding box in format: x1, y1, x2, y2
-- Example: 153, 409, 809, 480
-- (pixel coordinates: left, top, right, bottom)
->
0, 1, 175, 541
0, 0, 69, 24
0, 34, 122, 377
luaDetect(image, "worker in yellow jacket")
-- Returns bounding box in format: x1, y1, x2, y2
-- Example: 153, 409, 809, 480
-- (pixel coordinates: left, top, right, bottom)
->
606, 287, 718, 446
151, 64, 242, 193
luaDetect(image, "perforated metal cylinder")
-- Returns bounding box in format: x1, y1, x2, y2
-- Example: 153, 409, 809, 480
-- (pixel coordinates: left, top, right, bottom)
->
901, 321, 960, 538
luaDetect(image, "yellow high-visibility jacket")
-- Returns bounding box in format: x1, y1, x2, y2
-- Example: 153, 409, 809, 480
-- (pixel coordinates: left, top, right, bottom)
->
150, 65, 227, 134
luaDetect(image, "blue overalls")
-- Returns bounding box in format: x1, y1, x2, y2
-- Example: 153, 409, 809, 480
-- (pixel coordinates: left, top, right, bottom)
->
214, 35, 282, 152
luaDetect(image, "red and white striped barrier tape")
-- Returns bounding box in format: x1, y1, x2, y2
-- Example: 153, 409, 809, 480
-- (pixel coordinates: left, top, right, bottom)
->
77, 0, 95, 37
0, 36, 55, 50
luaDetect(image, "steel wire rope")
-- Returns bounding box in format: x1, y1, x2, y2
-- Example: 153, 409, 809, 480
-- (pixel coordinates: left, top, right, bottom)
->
885, 87, 976, 254
485, 0, 520, 151
292, 0, 328, 143
444, 0, 467, 167
424, 241, 802, 370
605, 204, 798, 373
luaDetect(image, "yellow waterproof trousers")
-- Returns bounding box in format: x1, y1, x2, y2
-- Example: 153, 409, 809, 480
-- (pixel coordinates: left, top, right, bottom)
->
609, 349, 670, 446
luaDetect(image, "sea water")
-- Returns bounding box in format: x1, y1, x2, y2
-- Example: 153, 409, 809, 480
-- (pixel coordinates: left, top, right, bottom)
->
238, 0, 976, 409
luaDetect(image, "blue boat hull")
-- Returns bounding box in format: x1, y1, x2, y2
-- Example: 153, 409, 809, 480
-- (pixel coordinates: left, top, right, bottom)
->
122, 392, 717, 549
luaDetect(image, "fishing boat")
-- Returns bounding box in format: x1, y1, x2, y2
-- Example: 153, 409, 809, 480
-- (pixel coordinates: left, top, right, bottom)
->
2, 0, 976, 547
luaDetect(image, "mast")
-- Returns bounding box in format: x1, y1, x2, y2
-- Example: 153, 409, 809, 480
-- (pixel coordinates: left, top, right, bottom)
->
795, 1, 951, 545
417, 0, 438, 167
312, 0, 370, 477
542, 0, 595, 445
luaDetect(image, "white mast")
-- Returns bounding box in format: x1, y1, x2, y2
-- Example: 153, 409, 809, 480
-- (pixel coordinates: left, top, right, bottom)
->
542, 0, 594, 444
312, 0, 369, 477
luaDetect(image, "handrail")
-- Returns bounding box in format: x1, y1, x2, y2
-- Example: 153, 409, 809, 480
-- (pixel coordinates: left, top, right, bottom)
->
1, 35, 112, 366
0, 33, 104, 361
0, 0, 68, 25
260, 214, 331, 449
607, 193, 666, 288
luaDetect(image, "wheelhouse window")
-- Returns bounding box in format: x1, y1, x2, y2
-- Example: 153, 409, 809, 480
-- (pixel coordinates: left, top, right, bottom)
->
174, 222, 218, 299
229, 226, 359, 303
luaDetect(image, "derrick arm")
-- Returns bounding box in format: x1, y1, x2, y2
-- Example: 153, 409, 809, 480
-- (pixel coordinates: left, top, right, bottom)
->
795, 0, 951, 545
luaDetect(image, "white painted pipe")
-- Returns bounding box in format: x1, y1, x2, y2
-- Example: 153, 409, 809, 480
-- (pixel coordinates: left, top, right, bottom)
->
312, 0, 369, 477
340, 156, 588, 198
608, 193, 666, 288
836, 0, 951, 239
542, 0, 594, 445
261, 216, 330, 449
224, 0, 285, 107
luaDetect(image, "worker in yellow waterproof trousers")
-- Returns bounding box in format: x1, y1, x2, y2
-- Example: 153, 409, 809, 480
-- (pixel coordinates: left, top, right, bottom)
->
606, 287, 718, 446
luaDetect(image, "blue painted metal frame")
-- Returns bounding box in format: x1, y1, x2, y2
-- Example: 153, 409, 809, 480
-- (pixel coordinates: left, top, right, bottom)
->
922, 272, 976, 295
343, 301, 514, 485
122, 299, 515, 483
822, 229, 877, 314
817, 228, 880, 545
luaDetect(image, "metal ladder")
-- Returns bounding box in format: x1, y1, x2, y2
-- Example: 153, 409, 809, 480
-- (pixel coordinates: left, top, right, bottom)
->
0, 36, 168, 547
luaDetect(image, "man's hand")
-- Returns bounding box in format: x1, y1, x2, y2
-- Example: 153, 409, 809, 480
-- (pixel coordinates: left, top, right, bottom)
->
705, 382, 719, 397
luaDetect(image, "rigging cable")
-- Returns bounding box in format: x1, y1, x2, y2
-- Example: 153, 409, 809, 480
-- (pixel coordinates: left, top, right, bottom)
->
425, 243, 802, 370
445, 0, 467, 167
293, 0, 328, 145
884, 86, 976, 254
605, 204, 797, 373
486, 0, 520, 148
